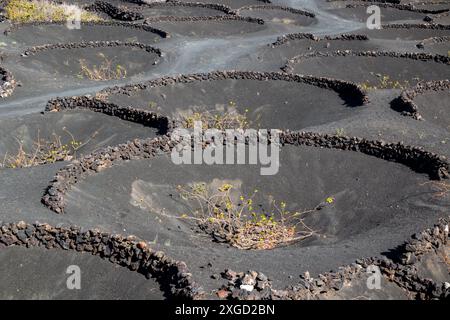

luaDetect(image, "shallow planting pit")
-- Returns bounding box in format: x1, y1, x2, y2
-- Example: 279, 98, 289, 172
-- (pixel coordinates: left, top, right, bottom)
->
103, 72, 366, 131
285, 52, 449, 90
4, 22, 168, 47
4, 42, 162, 95
0, 110, 158, 170
61, 141, 448, 289
23, 45, 159, 81
147, 17, 266, 37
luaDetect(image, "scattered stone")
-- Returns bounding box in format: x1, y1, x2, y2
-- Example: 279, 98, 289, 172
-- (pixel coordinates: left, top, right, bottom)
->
240, 284, 254, 292
217, 289, 229, 299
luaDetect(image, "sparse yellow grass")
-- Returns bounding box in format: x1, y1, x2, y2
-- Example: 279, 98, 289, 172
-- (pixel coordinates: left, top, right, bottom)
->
79, 53, 127, 81
181, 102, 251, 130
361, 74, 411, 90
335, 128, 345, 137
272, 18, 296, 25
5, 0, 102, 23
0, 128, 96, 169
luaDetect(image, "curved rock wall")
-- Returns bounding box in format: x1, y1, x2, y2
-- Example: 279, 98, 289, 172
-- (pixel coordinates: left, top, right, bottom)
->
41, 129, 449, 214
282, 50, 450, 73
0, 220, 203, 299
101, 71, 368, 105
391, 80, 450, 119
236, 4, 316, 18
86, 0, 145, 21
0, 66, 16, 98
21, 40, 162, 57
3, 21, 169, 39
223, 217, 449, 300
270, 33, 369, 47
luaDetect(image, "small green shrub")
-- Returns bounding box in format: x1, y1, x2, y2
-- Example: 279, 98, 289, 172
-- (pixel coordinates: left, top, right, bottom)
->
173, 182, 330, 250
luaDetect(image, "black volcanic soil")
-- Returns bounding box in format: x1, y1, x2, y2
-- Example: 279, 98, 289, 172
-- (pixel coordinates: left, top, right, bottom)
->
412, 90, 450, 132
352, 26, 450, 41
1, 44, 161, 100
237, 7, 317, 26
0, 0, 449, 300
148, 18, 266, 37
19, 45, 158, 81
327, 2, 428, 23
175, 0, 272, 10
0, 246, 164, 299
85, 1, 233, 22
418, 40, 450, 55
3, 23, 166, 47
104, 77, 364, 130
431, 13, 450, 24
0, 110, 158, 157
59, 147, 446, 291
287, 54, 449, 88
139, 4, 229, 19
258, 36, 383, 70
